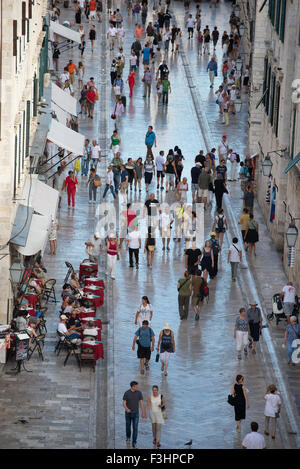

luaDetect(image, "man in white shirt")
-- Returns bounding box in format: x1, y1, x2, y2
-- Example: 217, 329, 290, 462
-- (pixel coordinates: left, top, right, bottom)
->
85, 232, 103, 263
280, 281, 296, 322
155, 150, 165, 190
218, 135, 229, 159
58, 315, 81, 345
117, 24, 125, 48
53, 166, 66, 209
228, 148, 238, 181
126, 223, 142, 268
60, 68, 69, 84
107, 24, 117, 50
101, 165, 117, 200
227, 237, 242, 282
242, 422, 266, 449
91, 140, 101, 169
186, 14, 195, 39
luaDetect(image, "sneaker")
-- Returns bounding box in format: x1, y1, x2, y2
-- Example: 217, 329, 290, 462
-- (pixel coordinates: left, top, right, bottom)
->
129, 265, 134, 268
136, 264, 139, 269
126, 440, 130, 448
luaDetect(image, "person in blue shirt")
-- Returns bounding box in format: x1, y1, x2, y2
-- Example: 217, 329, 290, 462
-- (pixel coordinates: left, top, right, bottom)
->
114, 75, 124, 95
145, 126, 157, 159
132, 320, 155, 374
283, 316, 300, 365
206, 56, 218, 88
120, 165, 129, 193
142, 44, 151, 68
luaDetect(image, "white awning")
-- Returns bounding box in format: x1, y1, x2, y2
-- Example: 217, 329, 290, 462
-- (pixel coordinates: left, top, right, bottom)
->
51, 102, 69, 125
51, 82, 77, 116
21, 176, 59, 219
49, 20, 81, 43
16, 214, 51, 256
47, 119, 85, 156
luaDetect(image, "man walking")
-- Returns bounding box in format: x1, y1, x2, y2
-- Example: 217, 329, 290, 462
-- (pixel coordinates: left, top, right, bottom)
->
186, 14, 195, 39
101, 166, 116, 200
145, 126, 157, 158
280, 281, 296, 324
123, 381, 146, 449
142, 67, 153, 98
246, 300, 263, 354
53, 166, 65, 209
197, 167, 212, 208
177, 271, 192, 320
111, 152, 123, 193
85, 232, 102, 263
207, 56, 218, 88
155, 150, 165, 190
132, 320, 155, 374
212, 26, 219, 49
131, 38, 142, 67
191, 162, 202, 202
91, 139, 101, 169
82, 139, 91, 177
228, 237, 242, 282
243, 184, 255, 215
127, 223, 141, 268
242, 422, 266, 449
162, 75, 171, 105
209, 232, 220, 278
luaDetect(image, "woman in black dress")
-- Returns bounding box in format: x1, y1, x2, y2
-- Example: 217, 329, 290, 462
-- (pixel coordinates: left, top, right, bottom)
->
214, 173, 227, 210
244, 213, 259, 257
231, 374, 249, 432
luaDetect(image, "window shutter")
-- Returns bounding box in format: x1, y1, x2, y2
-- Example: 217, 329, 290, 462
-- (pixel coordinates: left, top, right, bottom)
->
269, 73, 276, 125
33, 73, 38, 117
274, 83, 280, 137
14, 134, 18, 198
280, 0, 286, 42
263, 56, 268, 107
25, 100, 30, 158
22, 110, 25, 169
265, 65, 271, 114
291, 106, 297, 159
275, 0, 281, 33
18, 124, 22, 184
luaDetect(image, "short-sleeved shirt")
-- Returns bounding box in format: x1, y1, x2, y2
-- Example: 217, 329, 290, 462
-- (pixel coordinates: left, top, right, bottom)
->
264, 393, 281, 418
135, 327, 155, 348
162, 79, 170, 92
240, 214, 250, 231
142, 47, 150, 61
178, 278, 191, 296
286, 323, 300, 343
88, 236, 102, 257
244, 190, 254, 207
242, 432, 266, 449
185, 248, 201, 269
16, 316, 27, 331
145, 131, 156, 146
191, 276, 203, 296
155, 155, 165, 171
145, 198, 159, 216
228, 243, 241, 263
246, 307, 262, 324
216, 165, 227, 179
235, 316, 248, 332
68, 63, 76, 74
191, 166, 202, 184
91, 145, 101, 159
282, 285, 296, 304
123, 389, 143, 414
144, 71, 153, 84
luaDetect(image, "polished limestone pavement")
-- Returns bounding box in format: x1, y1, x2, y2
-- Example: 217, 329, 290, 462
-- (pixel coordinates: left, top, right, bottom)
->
0, 0, 298, 449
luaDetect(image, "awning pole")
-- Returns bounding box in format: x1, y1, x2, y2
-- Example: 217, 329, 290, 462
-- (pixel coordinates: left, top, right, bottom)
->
39, 149, 62, 167
47, 155, 81, 180
39, 151, 72, 175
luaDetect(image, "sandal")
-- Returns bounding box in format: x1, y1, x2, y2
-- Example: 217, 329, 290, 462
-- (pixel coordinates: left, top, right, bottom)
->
244, 347, 248, 355
252, 349, 256, 354
140, 369, 144, 375
164, 371, 168, 376
161, 363, 164, 371
153, 439, 156, 445
156, 442, 161, 447
238, 354, 242, 360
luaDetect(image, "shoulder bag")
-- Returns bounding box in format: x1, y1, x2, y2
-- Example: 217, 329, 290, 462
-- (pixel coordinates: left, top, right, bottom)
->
161, 394, 168, 419
177, 278, 189, 292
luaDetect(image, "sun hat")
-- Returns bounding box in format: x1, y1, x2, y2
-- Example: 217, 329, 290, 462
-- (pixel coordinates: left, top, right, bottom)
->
163, 323, 171, 330
290, 316, 297, 323
195, 162, 201, 166
210, 232, 216, 236
60, 314, 67, 320
94, 232, 100, 238
249, 300, 258, 306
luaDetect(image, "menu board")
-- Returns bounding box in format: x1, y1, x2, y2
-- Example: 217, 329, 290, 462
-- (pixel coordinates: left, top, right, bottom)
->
16, 334, 29, 361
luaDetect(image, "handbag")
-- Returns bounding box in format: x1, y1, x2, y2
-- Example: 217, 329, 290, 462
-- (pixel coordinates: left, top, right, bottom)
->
155, 353, 160, 362
94, 178, 101, 187
227, 394, 236, 406
114, 85, 121, 95
95, 91, 99, 101
161, 395, 168, 419
74, 158, 81, 173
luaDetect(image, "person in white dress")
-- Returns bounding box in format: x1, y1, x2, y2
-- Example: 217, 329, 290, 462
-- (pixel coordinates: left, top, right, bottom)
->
264, 385, 281, 439
135, 296, 153, 327
49, 217, 60, 255
145, 385, 165, 448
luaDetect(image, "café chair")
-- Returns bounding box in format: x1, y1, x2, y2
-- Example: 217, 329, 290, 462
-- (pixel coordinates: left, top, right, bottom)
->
28, 334, 45, 361
43, 279, 57, 304
81, 346, 96, 372
64, 261, 75, 284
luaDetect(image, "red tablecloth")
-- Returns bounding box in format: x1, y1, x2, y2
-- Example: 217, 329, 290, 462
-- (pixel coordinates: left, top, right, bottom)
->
81, 341, 104, 360
83, 286, 104, 297
19, 306, 36, 317
78, 310, 96, 319
81, 328, 101, 341
79, 263, 98, 281
82, 295, 103, 309
81, 318, 102, 330
24, 293, 37, 307
84, 278, 105, 289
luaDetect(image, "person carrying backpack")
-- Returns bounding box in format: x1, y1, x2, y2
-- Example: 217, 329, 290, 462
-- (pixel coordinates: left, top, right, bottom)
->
209, 232, 220, 278
212, 208, 228, 250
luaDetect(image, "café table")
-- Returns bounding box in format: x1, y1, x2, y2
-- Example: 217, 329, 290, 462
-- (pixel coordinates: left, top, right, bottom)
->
24, 292, 38, 308
81, 340, 104, 360
79, 262, 98, 281
84, 278, 105, 289
82, 328, 101, 341
83, 285, 104, 297
78, 309, 96, 320
81, 317, 102, 330
82, 294, 103, 309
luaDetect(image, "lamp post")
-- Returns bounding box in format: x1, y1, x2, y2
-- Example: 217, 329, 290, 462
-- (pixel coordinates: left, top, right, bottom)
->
235, 97, 242, 112
262, 155, 273, 177
234, 4, 241, 15
286, 220, 299, 248
236, 57, 243, 72
239, 23, 246, 37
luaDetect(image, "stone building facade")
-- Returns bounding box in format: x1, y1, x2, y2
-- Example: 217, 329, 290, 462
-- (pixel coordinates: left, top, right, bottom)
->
0, 0, 48, 323
240, 0, 300, 292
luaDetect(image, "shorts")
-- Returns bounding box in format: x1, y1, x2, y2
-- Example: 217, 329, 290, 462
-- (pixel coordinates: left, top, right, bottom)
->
137, 344, 151, 360
188, 27, 193, 33
283, 302, 295, 316
143, 59, 149, 65
166, 173, 175, 184
144, 172, 153, 184
157, 170, 164, 178
89, 10, 96, 18
192, 295, 203, 307
198, 188, 208, 198
112, 145, 119, 154
192, 183, 198, 193
240, 179, 248, 192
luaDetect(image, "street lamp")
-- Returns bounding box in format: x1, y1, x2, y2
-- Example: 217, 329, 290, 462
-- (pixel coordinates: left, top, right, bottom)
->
239, 23, 246, 36
262, 155, 273, 177
285, 221, 298, 248
234, 4, 241, 15
235, 97, 242, 112
9, 259, 24, 285
236, 57, 243, 72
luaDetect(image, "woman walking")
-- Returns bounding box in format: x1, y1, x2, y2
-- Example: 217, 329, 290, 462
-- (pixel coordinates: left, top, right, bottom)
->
110, 129, 121, 155
231, 374, 249, 432
106, 234, 118, 280
145, 386, 165, 448
212, 208, 228, 250
156, 78, 163, 104
87, 167, 101, 204
214, 173, 228, 210
283, 316, 300, 365
114, 96, 125, 128
144, 155, 155, 192
200, 240, 214, 282
64, 170, 78, 208
77, 62, 85, 89
125, 158, 136, 192
134, 158, 143, 192
80, 85, 88, 114
49, 216, 60, 255
244, 213, 259, 257
157, 323, 175, 376
135, 296, 153, 327
145, 229, 156, 268
264, 385, 281, 439
233, 308, 250, 360
127, 67, 136, 98
89, 25, 96, 52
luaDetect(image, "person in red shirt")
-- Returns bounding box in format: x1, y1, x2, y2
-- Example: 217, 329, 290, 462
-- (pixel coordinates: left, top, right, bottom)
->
127, 68, 136, 98
89, 0, 96, 20
86, 85, 96, 118
64, 170, 78, 207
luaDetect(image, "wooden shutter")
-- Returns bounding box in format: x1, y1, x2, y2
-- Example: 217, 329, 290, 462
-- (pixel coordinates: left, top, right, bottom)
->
263, 56, 268, 107
274, 83, 280, 137
269, 73, 276, 125
22, 2, 26, 36
13, 20, 18, 56
25, 100, 30, 158
14, 134, 18, 198
275, 0, 281, 33
280, 0, 286, 43
28, 0, 32, 19
265, 65, 271, 114
33, 73, 38, 116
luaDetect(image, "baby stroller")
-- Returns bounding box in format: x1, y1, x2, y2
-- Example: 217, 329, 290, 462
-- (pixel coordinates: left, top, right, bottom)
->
267, 293, 286, 325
